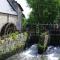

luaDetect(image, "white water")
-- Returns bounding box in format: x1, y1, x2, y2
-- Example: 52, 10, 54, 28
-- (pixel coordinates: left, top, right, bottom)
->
6, 45, 60, 60
45, 46, 60, 60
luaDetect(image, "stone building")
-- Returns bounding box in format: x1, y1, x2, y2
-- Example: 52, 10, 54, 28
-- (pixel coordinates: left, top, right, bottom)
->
0, 0, 23, 36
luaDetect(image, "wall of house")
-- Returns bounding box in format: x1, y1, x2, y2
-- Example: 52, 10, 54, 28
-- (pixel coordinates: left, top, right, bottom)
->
0, 12, 18, 32
9, 14, 18, 25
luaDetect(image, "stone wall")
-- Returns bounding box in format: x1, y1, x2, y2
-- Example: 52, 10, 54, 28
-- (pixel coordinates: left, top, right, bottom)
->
0, 12, 18, 32
0, 32, 28, 59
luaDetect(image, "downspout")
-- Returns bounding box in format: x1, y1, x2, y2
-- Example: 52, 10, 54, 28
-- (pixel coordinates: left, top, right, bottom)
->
17, 7, 22, 31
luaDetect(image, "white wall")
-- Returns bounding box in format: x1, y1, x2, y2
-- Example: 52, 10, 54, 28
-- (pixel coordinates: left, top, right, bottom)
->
0, 13, 18, 32
9, 14, 18, 25
0, 13, 7, 31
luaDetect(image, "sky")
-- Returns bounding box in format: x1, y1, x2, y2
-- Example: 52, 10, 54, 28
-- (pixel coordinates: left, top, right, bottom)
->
15, 0, 32, 19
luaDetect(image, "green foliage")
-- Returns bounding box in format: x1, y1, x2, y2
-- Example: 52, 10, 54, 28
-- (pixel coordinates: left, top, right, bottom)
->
0, 32, 28, 59
23, 32, 28, 38
38, 32, 48, 53
27, 0, 60, 24
9, 32, 19, 40
27, 0, 60, 53
22, 18, 28, 31
38, 44, 44, 50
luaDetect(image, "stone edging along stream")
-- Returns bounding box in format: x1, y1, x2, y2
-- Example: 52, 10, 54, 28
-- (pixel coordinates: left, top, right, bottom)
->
0, 32, 28, 60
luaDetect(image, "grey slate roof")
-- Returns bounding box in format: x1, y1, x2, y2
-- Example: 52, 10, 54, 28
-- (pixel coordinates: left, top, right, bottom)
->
0, 0, 23, 15
7, 0, 23, 12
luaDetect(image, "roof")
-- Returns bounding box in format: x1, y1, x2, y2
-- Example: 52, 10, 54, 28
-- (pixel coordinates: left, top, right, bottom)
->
0, 0, 17, 15
18, 3, 23, 11
7, 0, 23, 13
0, 0, 23, 15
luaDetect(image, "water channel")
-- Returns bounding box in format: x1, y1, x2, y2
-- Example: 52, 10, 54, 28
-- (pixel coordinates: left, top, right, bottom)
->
6, 44, 60, 60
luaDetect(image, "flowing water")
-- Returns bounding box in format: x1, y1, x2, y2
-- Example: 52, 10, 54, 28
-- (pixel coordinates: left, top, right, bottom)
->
6, 44, 60, 60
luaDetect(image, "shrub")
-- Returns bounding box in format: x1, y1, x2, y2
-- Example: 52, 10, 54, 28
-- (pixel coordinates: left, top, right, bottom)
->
38, 32, 48, 54
8, 32, 19, 40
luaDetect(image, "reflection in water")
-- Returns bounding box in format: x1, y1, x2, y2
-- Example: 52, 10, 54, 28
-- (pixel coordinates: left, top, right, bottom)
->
6, 45, 60, 60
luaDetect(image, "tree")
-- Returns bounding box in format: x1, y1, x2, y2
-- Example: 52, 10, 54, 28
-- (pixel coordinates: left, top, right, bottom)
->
22, 18, 28, 31
27, 0, 60, 24
27, 0, 60, 53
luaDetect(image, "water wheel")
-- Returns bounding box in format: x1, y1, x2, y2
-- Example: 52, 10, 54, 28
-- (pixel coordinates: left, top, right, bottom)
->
4, 23, 16, 35
0, 23, 17, 36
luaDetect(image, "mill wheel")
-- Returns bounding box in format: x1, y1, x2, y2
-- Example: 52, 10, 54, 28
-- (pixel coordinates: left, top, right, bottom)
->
4, 24, 17, 35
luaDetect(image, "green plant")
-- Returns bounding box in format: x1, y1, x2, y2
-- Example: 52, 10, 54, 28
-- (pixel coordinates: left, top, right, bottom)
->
38, 32, 48, 54
9, 32, 19, 40
22, 18, 28, 31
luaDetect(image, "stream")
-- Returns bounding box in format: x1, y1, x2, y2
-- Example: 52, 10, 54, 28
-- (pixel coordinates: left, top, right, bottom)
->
6, 44, 60, 60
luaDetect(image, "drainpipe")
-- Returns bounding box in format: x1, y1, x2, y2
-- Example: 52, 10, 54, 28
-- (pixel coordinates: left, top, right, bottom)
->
17, 7, 22, 32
